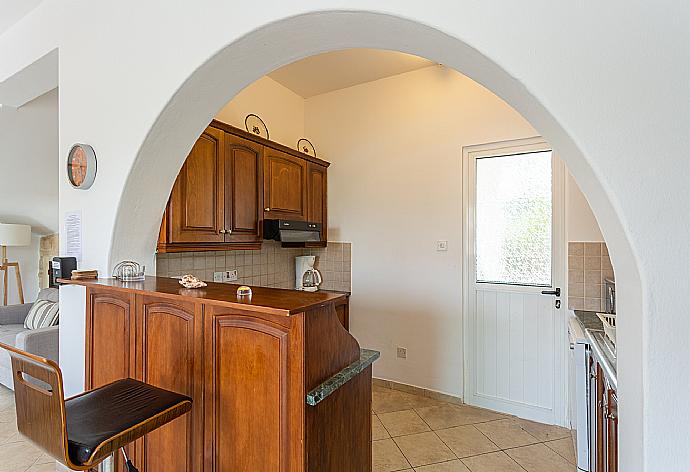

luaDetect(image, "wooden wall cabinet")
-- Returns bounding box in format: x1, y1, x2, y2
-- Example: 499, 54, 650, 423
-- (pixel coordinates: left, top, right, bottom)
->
159, 127, 264, 252
263, 149, 307, 221
159, 120, 329, 253
306, 162, 328, 244
167, 127, 225, 245
223, 134, 264, 244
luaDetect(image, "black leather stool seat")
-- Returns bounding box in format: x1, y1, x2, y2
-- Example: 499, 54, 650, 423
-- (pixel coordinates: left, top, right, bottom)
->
65, 378, 192, 466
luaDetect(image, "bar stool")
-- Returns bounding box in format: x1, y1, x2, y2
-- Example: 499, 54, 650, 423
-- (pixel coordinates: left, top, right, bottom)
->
0, 342, 192, 472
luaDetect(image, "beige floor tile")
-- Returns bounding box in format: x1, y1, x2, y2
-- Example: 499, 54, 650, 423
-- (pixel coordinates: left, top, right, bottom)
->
0, 394, 14, 413
415, 459, 471, 471
0, 430, 22, 445
26, 463, 58, 472
0, 407, 17, 424
515, 417, 571, 441
474, 419, 539, 449
373, 389, 440, 414
378, 409, 430, 437
393, 432, 455, 467
373, 414, 391, 440
0, 439, 46, 472
505, 443, 574, 472
372, 439, 411, 472
461, 451, 524, 472
545, 437, 577, 464
435, 425, 500, 458
415, 405, 506, 430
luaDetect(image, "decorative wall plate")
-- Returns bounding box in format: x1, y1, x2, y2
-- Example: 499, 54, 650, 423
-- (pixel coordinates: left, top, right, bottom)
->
245, 114, 269, 139
67, 144, 97, 189
297, 138, 316, 157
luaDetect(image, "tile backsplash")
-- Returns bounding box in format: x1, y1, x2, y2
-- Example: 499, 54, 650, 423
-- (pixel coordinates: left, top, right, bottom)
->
156, 241, 352, 292
568, 242, 614, 311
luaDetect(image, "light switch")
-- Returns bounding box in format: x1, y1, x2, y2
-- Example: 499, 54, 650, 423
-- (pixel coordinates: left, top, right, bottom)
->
436, 240, 448, 251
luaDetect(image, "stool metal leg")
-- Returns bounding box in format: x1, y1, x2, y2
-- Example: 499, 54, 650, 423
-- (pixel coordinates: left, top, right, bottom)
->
97, 453, 114, 472
120, 447, 139, 472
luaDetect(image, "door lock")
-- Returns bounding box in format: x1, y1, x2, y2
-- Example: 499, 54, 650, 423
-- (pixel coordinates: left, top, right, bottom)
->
555, 300, 561, 309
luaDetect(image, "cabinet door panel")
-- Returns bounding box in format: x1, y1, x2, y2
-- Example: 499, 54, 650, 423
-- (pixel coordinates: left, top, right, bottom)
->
85, 289, 135, 472
205, 313, 303, 472
169, 127, 224, 243
307, 162, 327, 241
596, 363, 606, 472
224, 134, 263, 242
607, 389, 618, 472
135, 297, 202, 472
86, 290, 134, 389
264, 150, 307, 221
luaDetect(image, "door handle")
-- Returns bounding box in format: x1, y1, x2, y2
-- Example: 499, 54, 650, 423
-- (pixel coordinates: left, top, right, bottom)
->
541, 288, 561, 297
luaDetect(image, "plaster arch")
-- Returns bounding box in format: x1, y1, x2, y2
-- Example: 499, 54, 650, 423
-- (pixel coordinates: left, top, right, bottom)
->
109, 10, 643, 469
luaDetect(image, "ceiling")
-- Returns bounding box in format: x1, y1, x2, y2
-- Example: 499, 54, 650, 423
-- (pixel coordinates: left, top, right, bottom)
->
268, 49, 435, 98
0, 0, 43, 36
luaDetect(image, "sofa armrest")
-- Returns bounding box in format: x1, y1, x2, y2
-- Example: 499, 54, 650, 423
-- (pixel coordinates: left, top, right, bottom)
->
15, 325, 59, 362
0, 303, 32, 325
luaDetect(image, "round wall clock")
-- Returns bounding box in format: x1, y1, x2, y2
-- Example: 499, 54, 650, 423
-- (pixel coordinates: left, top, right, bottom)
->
67, 144, 97, 189
297, 138, 316, 157
244, 114, 269, 140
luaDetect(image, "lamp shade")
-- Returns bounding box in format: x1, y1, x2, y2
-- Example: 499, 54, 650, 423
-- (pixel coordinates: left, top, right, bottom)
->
0, 223, 31, 246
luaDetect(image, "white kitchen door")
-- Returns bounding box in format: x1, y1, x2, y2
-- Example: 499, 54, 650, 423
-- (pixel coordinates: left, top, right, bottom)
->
462, 138, 567, 426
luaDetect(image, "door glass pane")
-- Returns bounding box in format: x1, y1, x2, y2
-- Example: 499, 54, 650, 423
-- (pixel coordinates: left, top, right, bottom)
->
475, 151, 552, 286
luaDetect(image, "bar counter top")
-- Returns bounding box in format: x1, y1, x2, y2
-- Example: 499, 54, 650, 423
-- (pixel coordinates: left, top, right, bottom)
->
60, 276, 346, 316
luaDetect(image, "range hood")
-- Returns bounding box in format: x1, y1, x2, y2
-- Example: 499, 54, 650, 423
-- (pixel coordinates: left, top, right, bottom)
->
263, 219, 322, 243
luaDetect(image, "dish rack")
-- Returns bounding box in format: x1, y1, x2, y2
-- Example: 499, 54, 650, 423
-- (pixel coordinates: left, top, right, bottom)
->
597, 312, 617, 345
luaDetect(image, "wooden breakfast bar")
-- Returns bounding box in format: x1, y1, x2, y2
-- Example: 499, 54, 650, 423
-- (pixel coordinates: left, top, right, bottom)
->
62, 276, 377, 472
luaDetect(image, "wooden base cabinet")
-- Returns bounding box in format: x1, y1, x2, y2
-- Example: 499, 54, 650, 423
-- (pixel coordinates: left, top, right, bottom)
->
82, 279, 366, 472
591, 359, 618, 472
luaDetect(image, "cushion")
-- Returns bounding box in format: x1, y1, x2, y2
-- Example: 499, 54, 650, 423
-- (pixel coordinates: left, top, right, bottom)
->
24, 300, 59, 330
0, 324, 24, 347
36, 288, 59, 303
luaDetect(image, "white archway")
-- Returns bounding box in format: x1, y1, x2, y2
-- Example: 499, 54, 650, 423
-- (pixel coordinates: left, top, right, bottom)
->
110, 11, 643, 468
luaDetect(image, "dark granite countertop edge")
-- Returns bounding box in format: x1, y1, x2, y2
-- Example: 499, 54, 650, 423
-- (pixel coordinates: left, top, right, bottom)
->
306, 349, 380, 406
574, 309, 605, 331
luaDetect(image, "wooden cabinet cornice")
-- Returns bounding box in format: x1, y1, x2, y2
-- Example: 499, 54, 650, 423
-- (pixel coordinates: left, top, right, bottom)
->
70, 277, 371, 472
158, 120, 329, 253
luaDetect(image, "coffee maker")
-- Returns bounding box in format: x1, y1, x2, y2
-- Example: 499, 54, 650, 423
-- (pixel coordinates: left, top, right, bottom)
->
295, 255, 322, 292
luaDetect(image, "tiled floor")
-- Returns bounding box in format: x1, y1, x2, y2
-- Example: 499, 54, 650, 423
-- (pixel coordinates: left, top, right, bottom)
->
0, 383, 576, 472
372, 384, 577, 472
0, 385, 55, 472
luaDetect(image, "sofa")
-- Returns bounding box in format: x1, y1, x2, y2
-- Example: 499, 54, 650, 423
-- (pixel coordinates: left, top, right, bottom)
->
0, 288, 59, 389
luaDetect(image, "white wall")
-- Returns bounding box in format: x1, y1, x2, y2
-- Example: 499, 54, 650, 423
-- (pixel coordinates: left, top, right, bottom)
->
0, 88, 58, 305
305, 66, 538, 395
3, 234, 40, 305
215, 76, 304, 148
567, 173, 603, 242
216, 65, 603, 396
7, 4, 690, 469
0, 88, 58, 234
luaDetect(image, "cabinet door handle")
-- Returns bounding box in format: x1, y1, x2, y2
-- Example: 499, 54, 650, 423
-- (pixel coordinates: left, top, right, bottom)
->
227, 229, 232, 234
264, 207, 270, 211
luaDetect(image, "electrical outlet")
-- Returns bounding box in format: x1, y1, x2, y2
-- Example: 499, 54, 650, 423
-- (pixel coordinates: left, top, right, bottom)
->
224, 270, 238, 282
213, 272, 224, 282
396, 347, 407, 359
436, 240, 448, 251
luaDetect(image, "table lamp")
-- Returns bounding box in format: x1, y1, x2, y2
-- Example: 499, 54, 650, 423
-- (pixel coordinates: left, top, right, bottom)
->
0, 223, 31, 305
